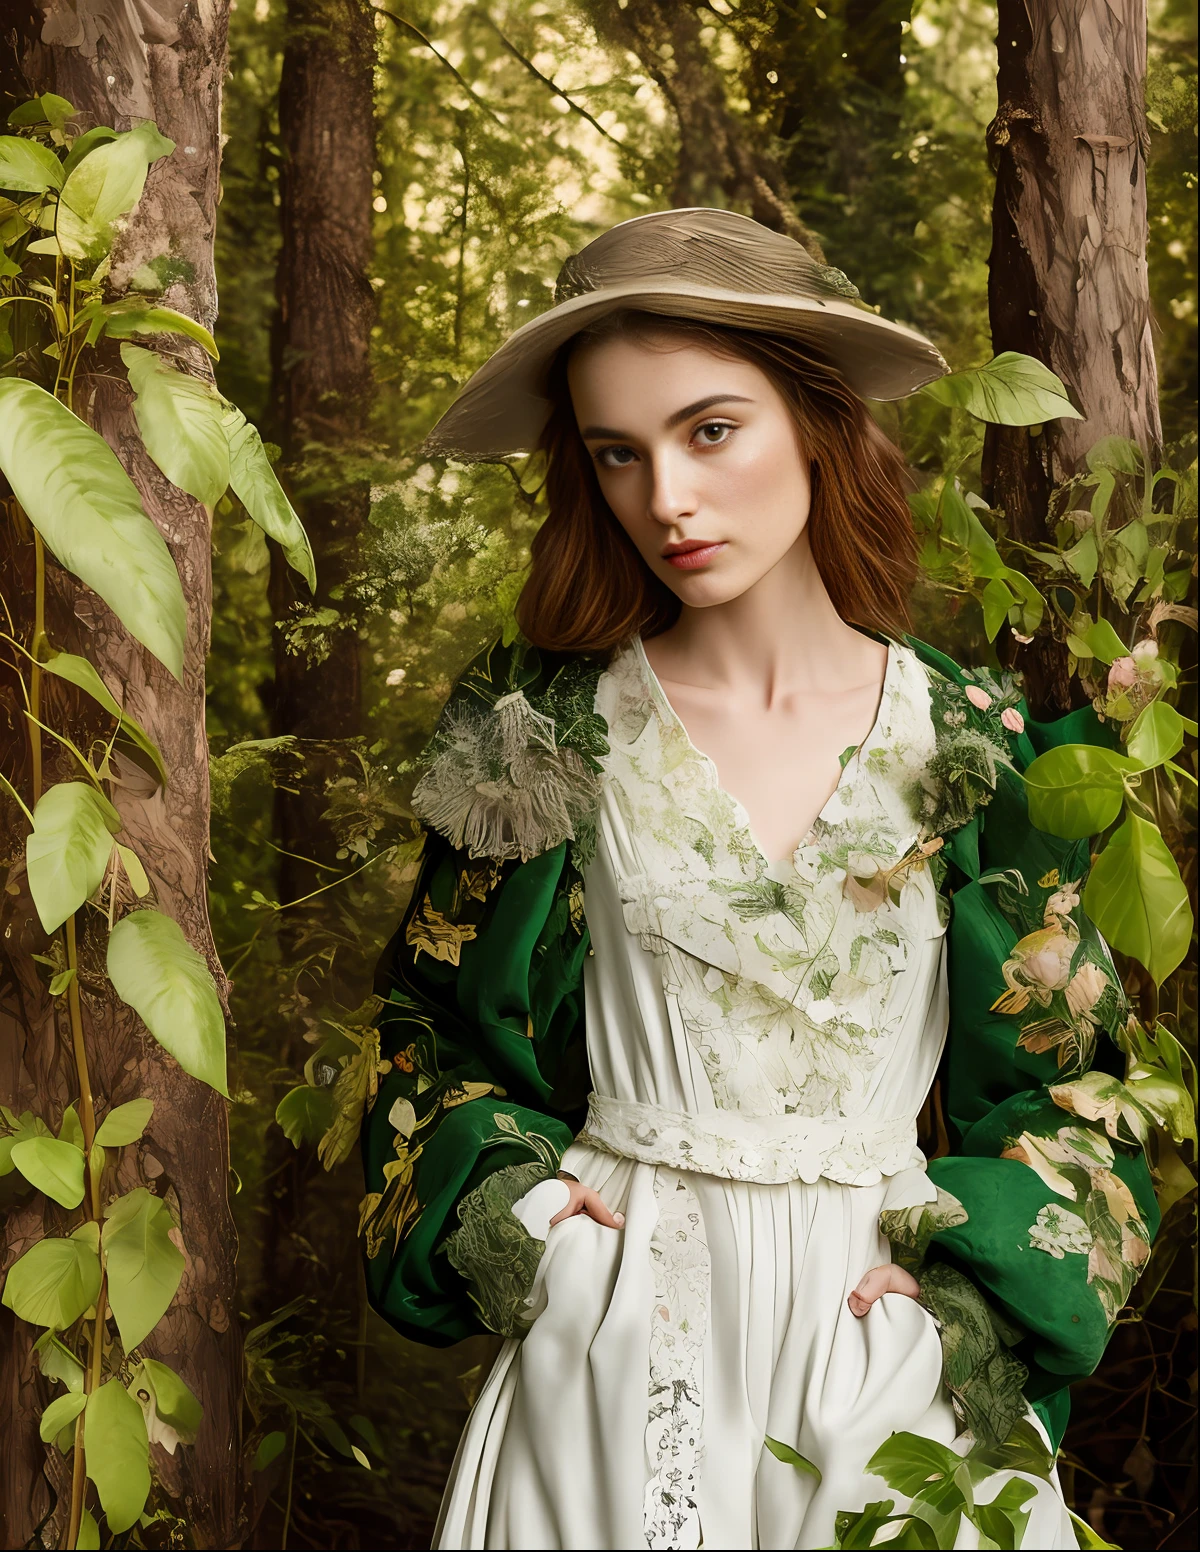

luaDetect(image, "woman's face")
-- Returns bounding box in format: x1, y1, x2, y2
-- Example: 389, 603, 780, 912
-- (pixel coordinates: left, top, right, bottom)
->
567, 334, 812, 607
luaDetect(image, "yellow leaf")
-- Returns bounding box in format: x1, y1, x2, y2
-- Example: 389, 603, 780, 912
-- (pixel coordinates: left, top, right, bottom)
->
405, 900, 478, 966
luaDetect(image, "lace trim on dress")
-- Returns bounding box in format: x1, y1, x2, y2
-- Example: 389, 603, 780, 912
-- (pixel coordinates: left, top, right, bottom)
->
579, 1092, 924, 1187
642, 1170, 708, 1551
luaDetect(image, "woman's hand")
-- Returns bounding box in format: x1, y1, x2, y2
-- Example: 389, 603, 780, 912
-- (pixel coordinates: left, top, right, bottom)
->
847, 1263, 920, 1317
549, 1172, 625, 1229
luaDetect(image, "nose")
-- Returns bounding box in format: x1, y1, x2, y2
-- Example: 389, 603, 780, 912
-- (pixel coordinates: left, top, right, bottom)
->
646, 449, 697, 528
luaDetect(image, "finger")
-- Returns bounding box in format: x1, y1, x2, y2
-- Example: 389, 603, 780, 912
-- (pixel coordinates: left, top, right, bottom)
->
580, 1190, 625, 1229
847, 1290, 871, 1318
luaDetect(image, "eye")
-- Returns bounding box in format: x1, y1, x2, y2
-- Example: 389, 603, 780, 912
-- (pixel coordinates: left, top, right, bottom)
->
595, 444, 638, 469
693, 420, 734, 447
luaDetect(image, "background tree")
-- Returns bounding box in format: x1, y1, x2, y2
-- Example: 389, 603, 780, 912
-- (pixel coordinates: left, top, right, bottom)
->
986, 0, 1163, 713
0, 1, 240, 1546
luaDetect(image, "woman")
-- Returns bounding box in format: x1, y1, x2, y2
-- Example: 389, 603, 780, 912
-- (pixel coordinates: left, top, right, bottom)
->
360, 210, 1156, 1550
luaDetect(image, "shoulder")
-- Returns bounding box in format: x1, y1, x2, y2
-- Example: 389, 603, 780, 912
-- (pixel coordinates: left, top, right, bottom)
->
412, 635, 609, 866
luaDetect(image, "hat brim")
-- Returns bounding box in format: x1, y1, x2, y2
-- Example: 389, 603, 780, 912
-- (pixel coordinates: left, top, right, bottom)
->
422, 280, 949, 460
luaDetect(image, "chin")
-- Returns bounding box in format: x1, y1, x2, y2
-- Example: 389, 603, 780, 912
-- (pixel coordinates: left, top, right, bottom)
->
657, 568, 751, 608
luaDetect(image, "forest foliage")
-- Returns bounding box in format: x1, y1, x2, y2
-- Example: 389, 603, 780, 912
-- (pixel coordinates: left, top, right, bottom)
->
1, 0, 1196, 1548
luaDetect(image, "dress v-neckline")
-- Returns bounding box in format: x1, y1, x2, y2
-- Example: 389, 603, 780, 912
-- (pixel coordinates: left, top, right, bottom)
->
631, 635, 898, 871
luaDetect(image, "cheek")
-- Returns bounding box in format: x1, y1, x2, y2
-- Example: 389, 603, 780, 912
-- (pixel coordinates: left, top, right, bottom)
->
719, 438, 812, 545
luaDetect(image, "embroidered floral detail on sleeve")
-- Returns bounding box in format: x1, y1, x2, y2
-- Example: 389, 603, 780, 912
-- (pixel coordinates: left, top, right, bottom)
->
1007, 1125, 1152, 1324
1029, 1203, 1092, 1259
908, 672, 1018, 838
405, 899, 479, 966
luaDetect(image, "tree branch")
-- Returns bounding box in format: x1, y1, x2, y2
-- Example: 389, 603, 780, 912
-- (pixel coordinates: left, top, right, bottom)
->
377, 7, 508, 128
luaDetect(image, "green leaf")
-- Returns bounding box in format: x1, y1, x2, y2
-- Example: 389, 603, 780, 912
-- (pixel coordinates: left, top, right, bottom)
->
8, 94, 77, 130
1126, 701, 1186, 771
55, 121, 174, 259
116, 844, 152, 898
1085, 814, 1194, 986
33, 1329, 85, 1394
275, 1085, 335, 1147
1, 1225, 102, 1329
223, 406, 316, 589
107, 911, 227, 1095
127, 1358, 202, 1449
1021, 744, 1137, 839
970, 1478, 1036, 1550
0, 135, 64, 193
1086, 436, 1143, 475
0, 380, 186, 678
61, 126, 119, 178
95, 1098, 154, 1148
76, 1509, 100, 1550
1076, 618, 1128, 665
122, 345, 229, 507
98, 303, 218, 359
254, 1430, 288, 1471
26, 781, 121, 934
980, 576, 1016, 641
59, 1104, 84, 1149
102, 1187, 185, 1351
42, 651, 168, 788
0, 1109, 52, 1176
1068, 1506, 1120, 1549
84, 1379, 150, 1534
865, 1431, 961, 1495
9, 1136, 86, 1209
764, 1437, 822, 1479
921, 352, 1082, 426
39, 1389, 86, 1442
1062, 530, 1099, 588
49, 968, 77, 996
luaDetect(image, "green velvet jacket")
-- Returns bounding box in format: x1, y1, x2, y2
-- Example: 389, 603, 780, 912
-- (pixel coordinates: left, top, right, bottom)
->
360, 634, 1159, 1452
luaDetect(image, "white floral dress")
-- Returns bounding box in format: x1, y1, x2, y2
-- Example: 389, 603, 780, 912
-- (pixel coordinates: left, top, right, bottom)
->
435, 639, 1074, 1551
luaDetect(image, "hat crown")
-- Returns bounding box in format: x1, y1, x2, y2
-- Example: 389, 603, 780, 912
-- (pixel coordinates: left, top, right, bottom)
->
554, 207, 861, 307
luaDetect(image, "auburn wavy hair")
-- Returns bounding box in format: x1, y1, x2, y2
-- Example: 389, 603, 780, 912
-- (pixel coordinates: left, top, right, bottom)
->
515, 312, 917, 656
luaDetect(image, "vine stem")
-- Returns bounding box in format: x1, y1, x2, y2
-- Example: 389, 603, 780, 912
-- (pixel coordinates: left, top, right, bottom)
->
64, 911, 101, 1550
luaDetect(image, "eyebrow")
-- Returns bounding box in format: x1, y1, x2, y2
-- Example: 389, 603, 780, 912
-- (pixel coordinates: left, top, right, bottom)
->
580, 393, 754, 441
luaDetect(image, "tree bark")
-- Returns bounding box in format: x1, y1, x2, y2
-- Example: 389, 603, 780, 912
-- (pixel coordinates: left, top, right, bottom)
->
583, 0, 824, 257
985, 0, 1161, 713
0, 4, 241, 1546
255, 0, 376, 1310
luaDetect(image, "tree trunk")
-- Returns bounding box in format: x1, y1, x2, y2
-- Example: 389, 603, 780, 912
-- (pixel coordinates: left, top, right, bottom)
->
256, 0, 376, 1308
583, 0, 824, 256
0, 4, 241, 1546
985, 0, 1161, 714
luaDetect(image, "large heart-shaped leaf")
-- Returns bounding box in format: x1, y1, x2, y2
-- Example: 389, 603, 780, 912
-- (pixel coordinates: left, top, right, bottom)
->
1085, 814, 1193, 985
1, 1224, 101, 1328
0, 380, 186, 678
26, 781, 121, 933
42, 651, 167, 788
84, 1380, 151, 1534
1021, 744, 1137, 839
9, 1136, 86, 1208
223, 405, 316, 589
54, 121, 174, 259
276, 1084, 335, 1147
922, 352, 1081, 426
123, 345, 229, 507
865, 1431, 961, 1495
127, 1359, 203, 1451
0, 135, 63, 193
106, 910, 227, 1094
102, 1188, 186, 1351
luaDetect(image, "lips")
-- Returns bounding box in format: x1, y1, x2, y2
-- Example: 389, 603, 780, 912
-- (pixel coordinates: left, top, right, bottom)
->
663, 540, 726, 570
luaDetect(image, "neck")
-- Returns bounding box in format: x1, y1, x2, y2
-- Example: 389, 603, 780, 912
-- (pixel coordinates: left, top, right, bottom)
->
658, 531, 879, 701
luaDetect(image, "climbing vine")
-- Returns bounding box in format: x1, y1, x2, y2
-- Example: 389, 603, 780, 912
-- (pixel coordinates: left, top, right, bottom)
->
0, 95, 313, 1547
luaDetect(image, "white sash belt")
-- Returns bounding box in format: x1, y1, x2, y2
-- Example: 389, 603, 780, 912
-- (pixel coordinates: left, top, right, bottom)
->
576, 1091, 922, 1187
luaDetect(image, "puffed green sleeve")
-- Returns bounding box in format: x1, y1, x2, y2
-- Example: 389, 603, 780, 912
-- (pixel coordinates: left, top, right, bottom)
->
360, 638, 602, 1346
899, 647, 1161, 1452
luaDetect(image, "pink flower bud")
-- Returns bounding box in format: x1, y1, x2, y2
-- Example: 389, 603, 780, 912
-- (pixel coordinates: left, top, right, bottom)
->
1001, 707, 1025, 734
966, 685, 992, 711
1108, 656, 1138, 690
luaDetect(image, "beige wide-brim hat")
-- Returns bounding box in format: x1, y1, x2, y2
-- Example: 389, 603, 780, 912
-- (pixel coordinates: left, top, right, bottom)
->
423, 207, 949, 460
